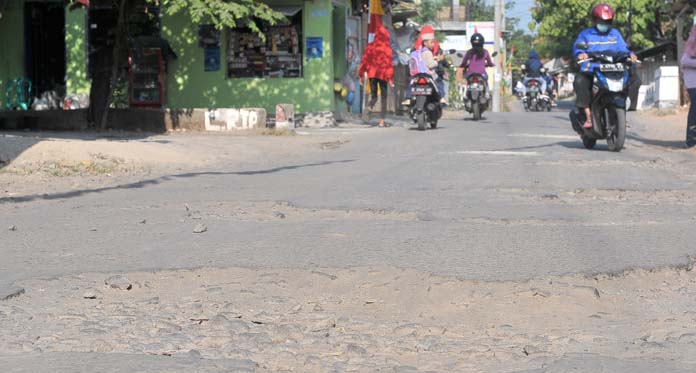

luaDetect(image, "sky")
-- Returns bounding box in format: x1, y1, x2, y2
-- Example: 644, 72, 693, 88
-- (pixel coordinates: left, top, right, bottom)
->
506, 0, 537, 34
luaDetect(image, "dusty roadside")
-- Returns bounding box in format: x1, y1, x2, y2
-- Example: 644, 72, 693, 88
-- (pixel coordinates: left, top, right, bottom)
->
1, 264, 696, 372
0, 128, 356, 199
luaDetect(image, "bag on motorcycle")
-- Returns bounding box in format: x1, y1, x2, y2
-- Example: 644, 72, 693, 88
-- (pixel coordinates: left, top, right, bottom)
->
408, 49, 429, 76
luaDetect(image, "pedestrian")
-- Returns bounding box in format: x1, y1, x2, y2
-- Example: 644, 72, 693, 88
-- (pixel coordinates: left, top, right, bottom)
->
680, 24, 696, 148
358, 1, 394, 128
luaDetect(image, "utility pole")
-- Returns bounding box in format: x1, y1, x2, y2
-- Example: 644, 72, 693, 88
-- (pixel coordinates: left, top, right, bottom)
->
492, 0, 502, 112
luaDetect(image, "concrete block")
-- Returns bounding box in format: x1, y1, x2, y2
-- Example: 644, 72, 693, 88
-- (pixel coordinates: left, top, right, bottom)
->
636, 84, 655, 111
239, 108, 266, 129
204, 109, 228, 131
225, 109, 242, 129
275, 104, 295, 129
300, 111, 336, 128
655, 66, 680, 109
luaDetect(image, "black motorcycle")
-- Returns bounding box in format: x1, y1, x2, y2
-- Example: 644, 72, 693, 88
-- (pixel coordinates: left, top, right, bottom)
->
461, 51, 496, 120
569, 42, 633, 152
463, 73, 489, 120
408, 73, 442, 131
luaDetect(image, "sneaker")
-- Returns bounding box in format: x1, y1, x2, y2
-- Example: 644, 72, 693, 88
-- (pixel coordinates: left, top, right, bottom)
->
401, 98, 411, 106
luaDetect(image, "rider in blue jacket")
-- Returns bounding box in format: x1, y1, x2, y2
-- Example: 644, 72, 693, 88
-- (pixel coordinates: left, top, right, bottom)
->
521, 50, 547, 94
573, 3, 640, 128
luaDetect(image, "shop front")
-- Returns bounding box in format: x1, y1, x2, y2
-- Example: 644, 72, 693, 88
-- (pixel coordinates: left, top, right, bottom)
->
163, 0, 357, 116
1, 0, 362, 128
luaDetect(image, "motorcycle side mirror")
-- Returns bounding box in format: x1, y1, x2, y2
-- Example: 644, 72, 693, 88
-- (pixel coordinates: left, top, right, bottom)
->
575, 42, 588, 51
492, 51, 498, 57
449, 49, 457, 54
456, 53, 463, 58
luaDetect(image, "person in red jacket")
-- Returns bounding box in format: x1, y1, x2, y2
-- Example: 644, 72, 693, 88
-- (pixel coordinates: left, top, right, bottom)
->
359, 22, 394, 127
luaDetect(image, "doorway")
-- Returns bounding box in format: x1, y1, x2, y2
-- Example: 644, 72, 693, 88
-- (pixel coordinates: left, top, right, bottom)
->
24, 1, 66, 97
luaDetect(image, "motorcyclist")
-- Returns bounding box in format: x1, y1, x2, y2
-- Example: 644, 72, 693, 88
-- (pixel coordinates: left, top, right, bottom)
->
402, 28, 444, 106
435, 48, 452, 105
420, 33, 444, 92
457, 33, 494, 92
573, 3, 639, 129
520, 50, 547, 96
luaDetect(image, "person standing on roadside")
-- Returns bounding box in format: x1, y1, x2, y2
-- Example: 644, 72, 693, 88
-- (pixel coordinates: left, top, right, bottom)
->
680, 24, 696, 148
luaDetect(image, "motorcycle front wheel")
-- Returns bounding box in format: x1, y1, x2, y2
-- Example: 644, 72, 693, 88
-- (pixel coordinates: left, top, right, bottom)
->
606, 107, 626, 152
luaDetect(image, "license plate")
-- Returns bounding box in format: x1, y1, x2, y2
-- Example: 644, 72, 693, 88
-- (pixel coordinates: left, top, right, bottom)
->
413, 86, 432, 95
600, 63, 624, 72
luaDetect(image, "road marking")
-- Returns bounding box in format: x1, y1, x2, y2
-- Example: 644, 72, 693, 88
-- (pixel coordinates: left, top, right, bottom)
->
509, 134, 578, 140
456, 151, 541, 156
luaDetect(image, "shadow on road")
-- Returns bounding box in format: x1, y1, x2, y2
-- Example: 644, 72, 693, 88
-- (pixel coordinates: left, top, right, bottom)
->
627, 134, 686, 150
0, 160, 355, 204
499, 140, 587, 152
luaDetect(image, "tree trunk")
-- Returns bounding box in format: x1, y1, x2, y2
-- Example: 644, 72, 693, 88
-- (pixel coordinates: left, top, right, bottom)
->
98, 0, 128, 131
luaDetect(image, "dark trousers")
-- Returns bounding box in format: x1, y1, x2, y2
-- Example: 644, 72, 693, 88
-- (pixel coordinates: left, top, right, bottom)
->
369, 78, 388, 119
436, 75, 446, 99
574, 70, 641, 110
687, 88, 696, 148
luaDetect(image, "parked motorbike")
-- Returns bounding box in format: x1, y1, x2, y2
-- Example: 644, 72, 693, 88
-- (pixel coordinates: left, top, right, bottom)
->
522, 77, 551, 112
407, 73, 442, 130
569, 42, 634, 152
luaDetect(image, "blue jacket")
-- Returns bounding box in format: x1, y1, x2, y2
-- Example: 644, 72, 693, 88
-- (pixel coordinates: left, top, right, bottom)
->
573, 27, 633, 59
525, 50, 543, 77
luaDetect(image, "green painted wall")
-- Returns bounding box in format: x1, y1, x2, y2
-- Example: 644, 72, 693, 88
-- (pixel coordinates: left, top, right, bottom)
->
65, 8, 90, 95
0, 0, 25, 108
163, 0, 335, 114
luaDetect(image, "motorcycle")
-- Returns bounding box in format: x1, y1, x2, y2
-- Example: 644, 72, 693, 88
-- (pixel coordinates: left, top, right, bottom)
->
463, 73, 489, 121
569, 42, 633, 152
462, 51, 497, 121
522, 77, 551, 112
407, 73, 442, 130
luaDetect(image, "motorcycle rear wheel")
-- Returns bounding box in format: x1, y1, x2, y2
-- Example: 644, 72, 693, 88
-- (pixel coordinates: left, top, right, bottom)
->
417, 112, 426, 131
473, 102, 481, 121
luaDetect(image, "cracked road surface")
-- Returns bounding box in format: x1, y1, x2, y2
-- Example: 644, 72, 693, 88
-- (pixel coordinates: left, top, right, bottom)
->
1, 109, 696, 371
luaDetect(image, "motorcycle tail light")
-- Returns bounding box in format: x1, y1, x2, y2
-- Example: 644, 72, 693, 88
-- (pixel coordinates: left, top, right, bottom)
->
530, 81, 537, 86
471, 76, 479, 83
417, 77, 428, 85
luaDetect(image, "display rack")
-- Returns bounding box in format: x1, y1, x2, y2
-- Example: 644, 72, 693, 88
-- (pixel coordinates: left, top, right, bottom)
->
129, 48, 165, 107
227, 25, 302, 78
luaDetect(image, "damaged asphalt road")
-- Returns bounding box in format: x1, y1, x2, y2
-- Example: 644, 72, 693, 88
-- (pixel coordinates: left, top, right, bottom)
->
1, 110, 696, 371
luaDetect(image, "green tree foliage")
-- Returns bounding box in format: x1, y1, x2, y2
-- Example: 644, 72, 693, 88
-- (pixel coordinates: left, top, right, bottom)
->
413, 0, 447, 26
507, 30, 535, 63
465, 0, 494, 21
161, 0, 285, 36
532, 0, 663, 58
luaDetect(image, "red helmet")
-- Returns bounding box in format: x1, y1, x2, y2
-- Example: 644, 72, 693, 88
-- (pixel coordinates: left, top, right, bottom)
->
591, 3, 614, 24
